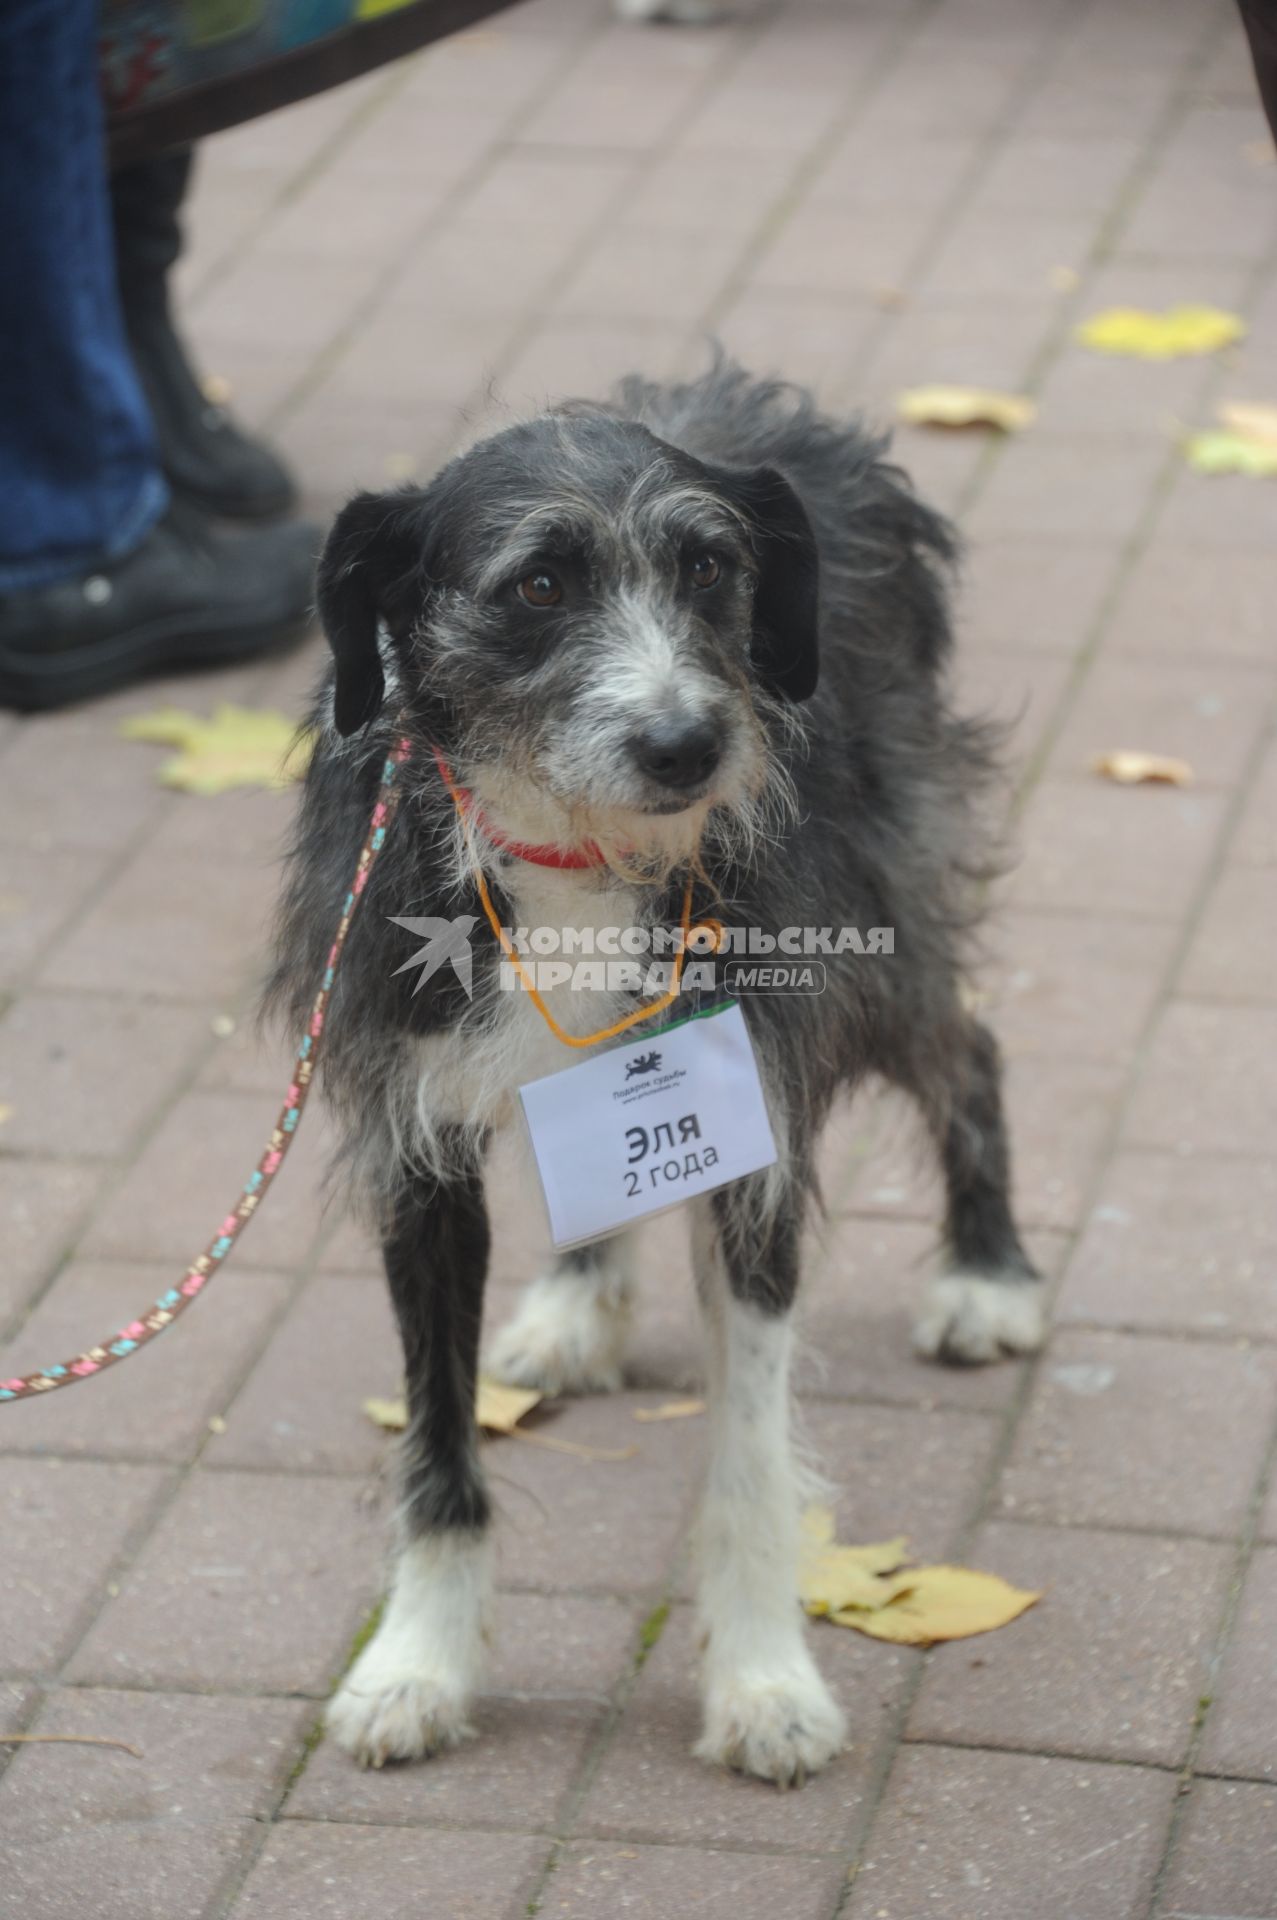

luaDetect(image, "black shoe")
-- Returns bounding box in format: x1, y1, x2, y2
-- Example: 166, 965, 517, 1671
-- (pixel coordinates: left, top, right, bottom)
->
0, 503, 319, 713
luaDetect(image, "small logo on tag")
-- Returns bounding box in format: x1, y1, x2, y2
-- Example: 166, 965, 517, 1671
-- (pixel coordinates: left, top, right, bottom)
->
625, 1050, 663, 1079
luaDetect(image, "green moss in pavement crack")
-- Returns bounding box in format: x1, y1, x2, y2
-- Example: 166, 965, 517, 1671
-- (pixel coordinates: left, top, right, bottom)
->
283, 1712, 325, 1792
337, 1597, 383, 1681
636, 1600, 670, 1666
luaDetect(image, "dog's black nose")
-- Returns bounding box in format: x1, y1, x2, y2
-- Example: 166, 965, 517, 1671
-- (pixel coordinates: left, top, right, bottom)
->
632, 717, 723, 791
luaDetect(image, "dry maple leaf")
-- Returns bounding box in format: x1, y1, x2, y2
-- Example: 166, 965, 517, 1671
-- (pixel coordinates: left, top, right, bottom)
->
363, 1376, 543, 1437
120, 705, 311, 796
1092, 750, 1194, 787
633, 1398, 706, 1422
801, 1509, 1040, 1645
363, 1396, 407, 1432
897, 385, 1035, 432
799, 1507, 911, 1615
475, 1377, 543, 1433
830, 1565, 1041, 1647
1076, 305, 1245, 360
800, 1540, 913, 1615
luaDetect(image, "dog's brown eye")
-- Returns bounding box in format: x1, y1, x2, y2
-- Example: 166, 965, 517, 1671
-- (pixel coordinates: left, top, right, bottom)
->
517, 571, 562, 608
690, 553, 721, 590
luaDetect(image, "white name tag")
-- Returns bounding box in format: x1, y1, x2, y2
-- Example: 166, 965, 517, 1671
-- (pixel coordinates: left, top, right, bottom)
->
519, 1002, 778, 1249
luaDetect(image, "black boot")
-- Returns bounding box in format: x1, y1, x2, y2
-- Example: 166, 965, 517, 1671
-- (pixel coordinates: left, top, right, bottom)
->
111, 150, 298, 520
0, 501, 318, 712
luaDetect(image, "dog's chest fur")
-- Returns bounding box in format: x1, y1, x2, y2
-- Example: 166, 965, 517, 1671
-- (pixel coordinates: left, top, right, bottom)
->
407, 865, 646, 1140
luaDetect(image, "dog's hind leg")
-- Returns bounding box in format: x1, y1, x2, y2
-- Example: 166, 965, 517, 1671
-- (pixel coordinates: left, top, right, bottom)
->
327, 1153, 492, 1767
912, 1018, 1047, 1365
484, 1232, 635, 1395
691, 1185, 847, 1786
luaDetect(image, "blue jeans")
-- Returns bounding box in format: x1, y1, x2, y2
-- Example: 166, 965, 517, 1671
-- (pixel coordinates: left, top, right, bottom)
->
0, 0, 168, 591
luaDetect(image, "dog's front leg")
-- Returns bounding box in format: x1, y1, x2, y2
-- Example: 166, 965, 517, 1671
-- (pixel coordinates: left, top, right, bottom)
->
327, 1154, 491, 1768
691, 1187, 847, 1786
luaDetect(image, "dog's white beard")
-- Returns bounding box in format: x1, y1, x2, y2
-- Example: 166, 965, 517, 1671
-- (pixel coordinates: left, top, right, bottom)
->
587, 796, 716, 883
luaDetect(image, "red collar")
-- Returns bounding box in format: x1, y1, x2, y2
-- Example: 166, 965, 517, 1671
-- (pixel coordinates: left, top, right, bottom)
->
432, 747, 605, 870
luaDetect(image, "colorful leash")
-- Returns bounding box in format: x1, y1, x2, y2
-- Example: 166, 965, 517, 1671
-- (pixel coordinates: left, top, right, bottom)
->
0, 735, 412, 1405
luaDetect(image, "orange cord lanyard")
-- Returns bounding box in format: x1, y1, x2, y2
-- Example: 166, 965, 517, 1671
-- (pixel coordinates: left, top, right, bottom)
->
435, 758, 696, 1051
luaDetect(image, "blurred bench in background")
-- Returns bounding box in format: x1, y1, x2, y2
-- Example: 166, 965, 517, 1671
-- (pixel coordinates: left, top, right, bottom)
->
103, 0, 524, 163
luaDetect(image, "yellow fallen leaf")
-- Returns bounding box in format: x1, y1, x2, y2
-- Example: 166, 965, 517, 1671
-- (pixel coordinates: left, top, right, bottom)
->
802, 1544, 914, 1615
802, 1506, 836, 1545
1216, 400, 1277, 446
363, 1396, 407, 1431
476, 1376, 543, 1434
633, 1398, 706, 1422
1076, 305, 1245, 359
363, 1376, 543, 1437
0, 1104, 12, 1127
120, 705, 311, 796
800, 1509, 912, 1615
1184, 430, 1277, 478
801, 1508, 905, 1570
1092, 750, 1194, 787
830, 1564, 1041, 1646
897, 385, 1036, 432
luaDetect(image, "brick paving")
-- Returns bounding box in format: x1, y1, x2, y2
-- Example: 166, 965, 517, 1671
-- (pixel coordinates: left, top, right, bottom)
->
2, 0, 1276, 1913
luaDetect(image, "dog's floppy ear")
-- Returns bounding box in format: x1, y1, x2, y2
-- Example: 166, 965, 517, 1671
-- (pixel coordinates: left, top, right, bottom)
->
316, 490, 426, 736
722, 465, 820, 703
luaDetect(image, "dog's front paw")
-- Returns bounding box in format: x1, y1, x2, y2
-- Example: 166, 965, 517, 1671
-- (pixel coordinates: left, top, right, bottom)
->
326, 1662, 474, 1768
695, 1660, 847, 1786
914, 1270, 1046, 1365
485, 1273, 631, 1395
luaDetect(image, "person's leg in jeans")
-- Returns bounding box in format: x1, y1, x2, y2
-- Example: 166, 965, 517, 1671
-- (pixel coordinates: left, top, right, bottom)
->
111, 148, 297, 519
0, 0, 167, 591
0, 0, 315, 711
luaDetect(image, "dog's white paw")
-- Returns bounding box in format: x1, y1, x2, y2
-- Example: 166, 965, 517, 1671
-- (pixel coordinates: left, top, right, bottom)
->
695, 1660, 847, 1786
914, 1271, 1046, 1365
326, 1659, 474, 1769
485, 1272, 631, 1395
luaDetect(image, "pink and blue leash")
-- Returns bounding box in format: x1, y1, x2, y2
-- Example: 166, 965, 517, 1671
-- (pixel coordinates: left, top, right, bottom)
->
0, 735, 412, 1405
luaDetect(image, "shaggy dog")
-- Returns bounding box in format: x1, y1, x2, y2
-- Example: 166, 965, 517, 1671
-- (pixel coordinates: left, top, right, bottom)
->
268, 359, 1044, 1785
